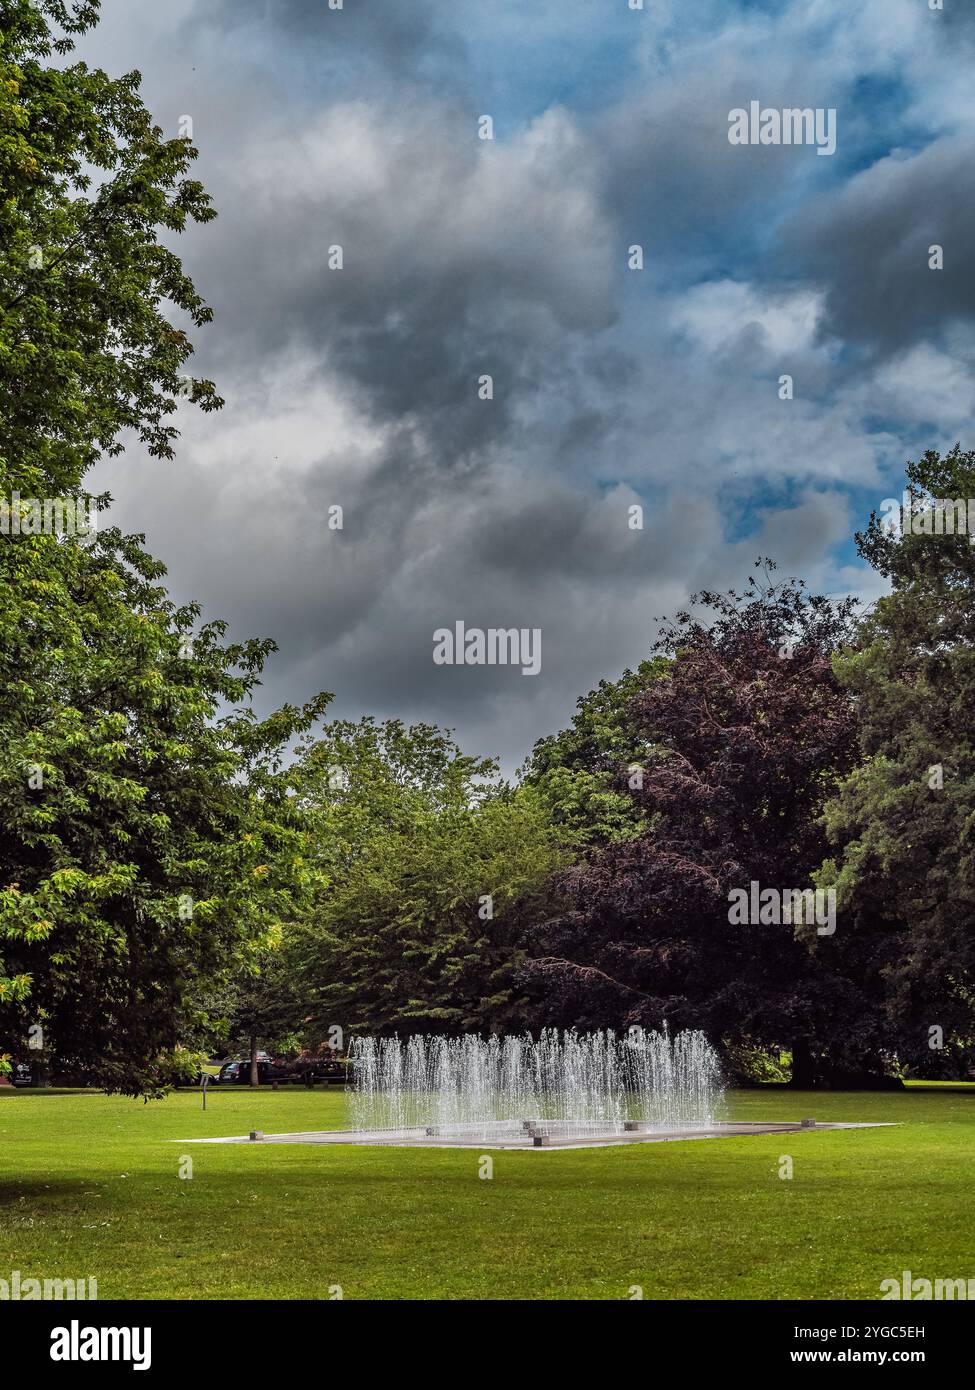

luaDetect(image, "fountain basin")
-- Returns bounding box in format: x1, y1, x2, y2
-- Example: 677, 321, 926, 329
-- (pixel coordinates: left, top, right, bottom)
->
175, 1120, 896, 1150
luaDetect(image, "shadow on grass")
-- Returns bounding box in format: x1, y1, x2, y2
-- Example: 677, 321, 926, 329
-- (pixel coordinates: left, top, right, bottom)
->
0, 1178, 97, 1204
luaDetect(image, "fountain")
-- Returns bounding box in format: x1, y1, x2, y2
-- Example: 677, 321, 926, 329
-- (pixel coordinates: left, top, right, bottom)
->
347, 1027, 723, 1144
177, 1026, 897, 1148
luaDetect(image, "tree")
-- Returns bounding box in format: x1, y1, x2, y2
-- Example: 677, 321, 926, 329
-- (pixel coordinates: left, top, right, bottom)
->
288, 719, 566, 1037
219, 943, 305, 1087
522, 567, 877, 1082
1, 0, 221, 499
0, 2, 327, 1096
818, 447, 975, 1075
523, 658, 669, 847
0, 524, 330, 1095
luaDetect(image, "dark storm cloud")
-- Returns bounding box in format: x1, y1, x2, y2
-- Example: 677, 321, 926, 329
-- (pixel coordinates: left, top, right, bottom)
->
779, 136, 975, 355
175, 91, 621, 508
198, 0, 466, 91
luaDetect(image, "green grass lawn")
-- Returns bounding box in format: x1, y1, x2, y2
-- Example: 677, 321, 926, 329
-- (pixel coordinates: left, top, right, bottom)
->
0, 1084, 971, 1300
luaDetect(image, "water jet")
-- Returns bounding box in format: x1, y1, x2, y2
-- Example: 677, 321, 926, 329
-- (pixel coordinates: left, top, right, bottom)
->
345, 1027, 723, 1143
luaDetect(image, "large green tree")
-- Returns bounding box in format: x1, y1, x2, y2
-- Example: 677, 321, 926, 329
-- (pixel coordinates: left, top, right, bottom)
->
0, 1, 331, 1095
289, 719, 566, 1037
0, 524, 329, 1095
819, 446, 975, 1075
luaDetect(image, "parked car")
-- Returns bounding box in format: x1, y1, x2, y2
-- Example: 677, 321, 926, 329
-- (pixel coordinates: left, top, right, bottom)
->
289, 1055, 349, 1086
213, 1055, 349, 1086
8, 1059, 96, 1087
216, 1059, 273, 1085
313, 1059, 349, 1085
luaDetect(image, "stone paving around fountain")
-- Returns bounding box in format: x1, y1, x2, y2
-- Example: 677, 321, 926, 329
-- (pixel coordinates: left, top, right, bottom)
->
175, 1120, 896, 1150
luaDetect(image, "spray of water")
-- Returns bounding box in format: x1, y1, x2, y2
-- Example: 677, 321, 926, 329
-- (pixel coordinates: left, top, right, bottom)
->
348, 1028, 723, 1140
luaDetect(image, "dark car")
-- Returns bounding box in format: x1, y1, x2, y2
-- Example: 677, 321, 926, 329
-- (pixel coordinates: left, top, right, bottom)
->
267, 1057, 347, 1086
8, 1059, 95, 1087
314, 1059, 349, 1085
214, 1056, 349, 1086
217, 1060, 274, 1085
290, 1055, 349, 1086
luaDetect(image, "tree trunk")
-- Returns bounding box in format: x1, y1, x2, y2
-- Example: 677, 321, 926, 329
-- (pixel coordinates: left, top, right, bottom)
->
790, 1037, 816, 1088
249, 1035, 259, 1088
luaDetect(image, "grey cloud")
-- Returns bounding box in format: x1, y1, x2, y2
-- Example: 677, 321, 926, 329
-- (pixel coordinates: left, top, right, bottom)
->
199, 0, 464, 85
779, 136, 975, 354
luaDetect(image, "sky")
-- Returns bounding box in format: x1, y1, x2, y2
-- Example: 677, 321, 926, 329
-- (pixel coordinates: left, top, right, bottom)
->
82, 0, 975, 773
